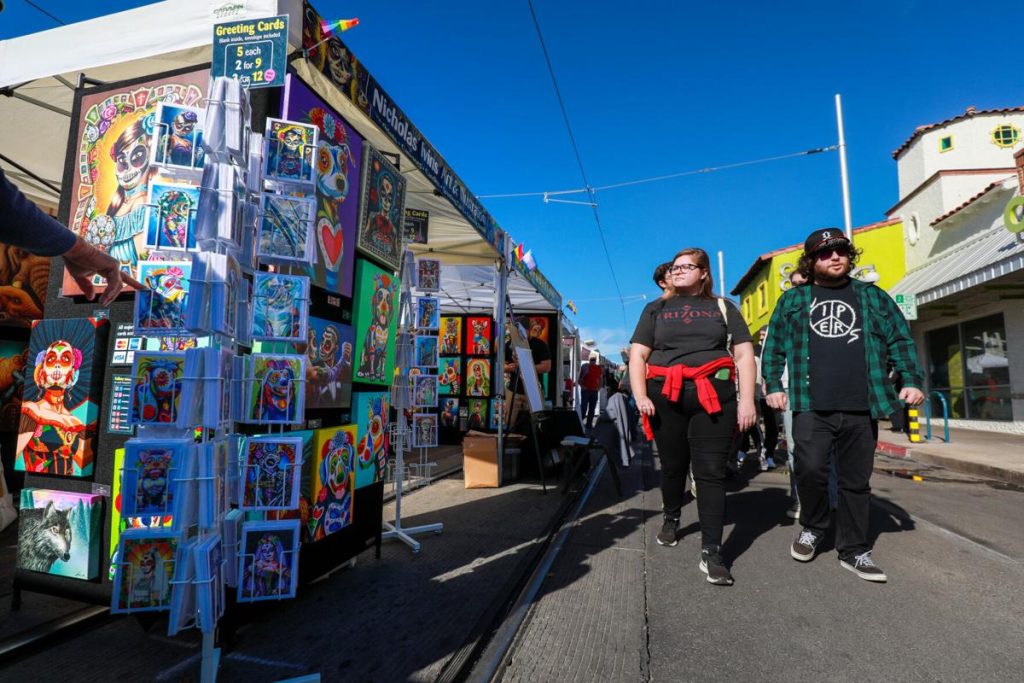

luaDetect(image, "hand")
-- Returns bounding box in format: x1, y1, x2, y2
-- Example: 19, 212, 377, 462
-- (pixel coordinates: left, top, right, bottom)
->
737, 399, 757, 432
62, 236, 146, 306
900, 387, 925, 406
635, 396, 655, 416
765, 392, 788, 411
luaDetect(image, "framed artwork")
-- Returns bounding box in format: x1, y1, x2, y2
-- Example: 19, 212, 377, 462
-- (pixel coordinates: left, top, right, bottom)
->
304, 316, 354, 410
64, 66, 209, 294
144, 183, 200, 251
438, 357, 461, 396
416, 297, 440, 331
150, 101, 205, 171
282, 74, 361, 297
309, 425, 356, 541
404, 209, 429, 246
240, 436, 304, 511
416, 258, 440, 291
465, 358, 491, 397
237, 519, 301, 602
465, 316, 492, 356
356, 144, 406, 270
17, 488, 102, 580
440, 397, 459, 428
257, 194, 316, 265
121, 438, 192, 519
438, 317, 461, 356
351, 260, 399, 385
351, 391, 389, 489
527, 316, 551, 345
263, 118, 318, 185
0, 340, 29, 431
412, 374, 438, 408
466, 399, 488, 431
411, 413, 438, 448
16, 317, 109, 476
414, 335, 438, 368
111, 529, 179, 613
130, 351, 185, 426
251, 272, 310, 342
134, 260, 192, 334
241, 354, 305, 425
0, 244, 49, 327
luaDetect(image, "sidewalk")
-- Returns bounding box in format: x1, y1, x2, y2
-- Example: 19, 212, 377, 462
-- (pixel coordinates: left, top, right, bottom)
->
876, 425, 1024, 486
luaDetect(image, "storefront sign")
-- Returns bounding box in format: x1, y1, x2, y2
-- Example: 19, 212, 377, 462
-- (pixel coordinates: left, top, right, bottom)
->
894, 293, 918, 320
404, 209, 429, 245
212, 14, 288, 89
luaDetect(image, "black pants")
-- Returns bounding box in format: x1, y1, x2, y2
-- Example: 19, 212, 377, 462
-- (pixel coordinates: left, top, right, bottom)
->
648, 377, 736, 549
792, 411, 878, 558
760, 399, 779, 457
581, 389, 599, 428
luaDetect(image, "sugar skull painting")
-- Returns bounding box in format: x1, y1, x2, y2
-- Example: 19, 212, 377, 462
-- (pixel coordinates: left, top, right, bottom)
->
112, 530, 178, 613
352, 260, 399, 386
357, 145, 406, 271
16, 318, 109, 477
238, 520, 300, 602
466, 317, 492, 356
134, 260, 191, 333
151, 102, 204, 170
264, 118, 318, 184
130, 352, 185, 426
145, 183, 200, 251
352, 391, 389, 489
309, 425, 356, 540
241, 436, 303, 511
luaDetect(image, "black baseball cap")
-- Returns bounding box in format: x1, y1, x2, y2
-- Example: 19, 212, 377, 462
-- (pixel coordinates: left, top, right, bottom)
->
803, 228, 850, 255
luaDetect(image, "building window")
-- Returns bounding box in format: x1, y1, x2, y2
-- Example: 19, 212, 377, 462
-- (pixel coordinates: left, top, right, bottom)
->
906, 212, 921, 245
939, 135, 953, 152
757, 282, 767, 312
925, 313, 1012, 421
991, 124, 1020, 148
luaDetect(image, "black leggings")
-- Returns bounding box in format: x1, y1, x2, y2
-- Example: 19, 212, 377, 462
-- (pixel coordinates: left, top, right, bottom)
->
647, 377, 736, 548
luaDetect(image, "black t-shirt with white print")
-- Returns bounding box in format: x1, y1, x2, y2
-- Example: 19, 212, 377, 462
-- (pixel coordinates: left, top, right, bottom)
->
630, 296, 751, 368
808, 280, 869, 411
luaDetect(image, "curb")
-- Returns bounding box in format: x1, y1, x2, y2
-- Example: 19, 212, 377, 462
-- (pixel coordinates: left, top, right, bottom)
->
877, 439, 1024, 487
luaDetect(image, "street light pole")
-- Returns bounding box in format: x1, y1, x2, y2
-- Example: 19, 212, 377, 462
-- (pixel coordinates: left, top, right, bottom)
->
835, 93, 854, 243
717, 250, 725, 298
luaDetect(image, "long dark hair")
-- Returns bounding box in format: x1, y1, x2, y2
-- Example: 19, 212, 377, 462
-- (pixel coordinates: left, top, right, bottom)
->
106, 120, 151, 218
671, 247, 715, 299
797, 243, 864, 283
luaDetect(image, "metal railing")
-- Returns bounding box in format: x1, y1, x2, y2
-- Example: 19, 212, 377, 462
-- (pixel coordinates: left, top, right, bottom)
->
924, 390, 950, 443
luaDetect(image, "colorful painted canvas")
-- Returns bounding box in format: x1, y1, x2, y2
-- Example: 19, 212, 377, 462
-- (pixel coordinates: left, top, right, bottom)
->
440, 397, 459, 428
351, 391, 389, 489
17, 488, 102, 580
112, 530, 179, 613
283, 75, 361, 297
465, 358, 491, 397
351, 260, 399, 386
238, 520, 301, 602
411, 413, 438, 448
150, 102, 205, 170
356, 145, 406, 270
466, 399, 488, 431
263, 118, 318, 185
0, 245, 50, 327
144, 183, 200, 251
466, 317, 492, 356
309, 425, 356, 541
0, 340, 29, 431
527, 316, 551, 345
251, 272, 309, 342
257, 194, 316, 265
16, 317, 109, 476
414, 336, 438, 368
417, 258, 440, 291
121, 438, 192, 519
65, 67, 209, 294
438, 357, 461, 396
416, 297, 440, 331
438, 317, 460, 356
240, 436, 304, 511
241, 354, 305, 425
134, 260, 192, 333
413, 374, 438, 408
305, 316, 353, 410
130, 351, 185, 426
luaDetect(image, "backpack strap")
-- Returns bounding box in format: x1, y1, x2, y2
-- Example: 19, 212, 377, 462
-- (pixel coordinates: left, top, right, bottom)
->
717, 297, 732, 352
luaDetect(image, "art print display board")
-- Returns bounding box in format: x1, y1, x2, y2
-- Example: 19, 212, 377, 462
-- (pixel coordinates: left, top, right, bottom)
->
112, 529, 179, 613
130, 351, 185, 426
134, 260, 192, 334
438, 357, 461, 396
283, 75, 361, 296
17, 488, 102, 580
438, 317, 461, 356
356, 145, 406, 271
309, 425, 356, 541
351, 391, 389, 489
351, 260, 399, 386
65, 67, 209, 294
16, 317, 109, 477
465, 358, 491, 397
238, 519, 301, 602
240, 436, 304, 511
0, 339, 29, 431
465, 317, 492, 356
305, 315, 354, 410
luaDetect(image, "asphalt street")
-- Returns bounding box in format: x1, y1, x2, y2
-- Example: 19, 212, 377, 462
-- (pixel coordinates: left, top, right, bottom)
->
500, 449, 1024, 682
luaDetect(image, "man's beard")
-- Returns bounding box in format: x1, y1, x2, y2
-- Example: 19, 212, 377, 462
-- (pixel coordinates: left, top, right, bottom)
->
814, 262, 850, 285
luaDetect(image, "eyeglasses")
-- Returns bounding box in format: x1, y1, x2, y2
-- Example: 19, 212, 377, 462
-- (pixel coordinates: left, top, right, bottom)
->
668, 264, 701, 274
816, 248, 850, 261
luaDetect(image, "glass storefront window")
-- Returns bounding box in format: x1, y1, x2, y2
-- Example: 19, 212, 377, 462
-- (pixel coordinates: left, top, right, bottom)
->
925, 313, 1012, 421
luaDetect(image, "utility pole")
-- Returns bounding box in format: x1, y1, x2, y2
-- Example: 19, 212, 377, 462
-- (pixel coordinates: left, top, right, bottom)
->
717, 250, 725, 298
836, 93, 854, 243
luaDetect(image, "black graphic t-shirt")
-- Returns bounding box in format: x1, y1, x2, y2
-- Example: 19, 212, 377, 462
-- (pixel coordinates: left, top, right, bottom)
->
808, 281, 869, 411
630, 296, 751, 367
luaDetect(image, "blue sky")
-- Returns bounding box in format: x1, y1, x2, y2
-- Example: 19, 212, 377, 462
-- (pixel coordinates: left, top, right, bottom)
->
2, 1, 1019, 354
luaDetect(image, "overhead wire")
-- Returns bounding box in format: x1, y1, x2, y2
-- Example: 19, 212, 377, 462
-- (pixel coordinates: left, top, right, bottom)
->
24, 0, 65, 25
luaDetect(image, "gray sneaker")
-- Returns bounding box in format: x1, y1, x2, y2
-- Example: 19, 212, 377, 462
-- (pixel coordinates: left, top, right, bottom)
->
699, 547, 734, 586
791, 529, 822, 562
840, 551, 888, 582
656, 516, 679, 547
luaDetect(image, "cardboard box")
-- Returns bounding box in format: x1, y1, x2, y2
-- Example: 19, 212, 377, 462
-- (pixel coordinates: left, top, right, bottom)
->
463, 431, 499, 488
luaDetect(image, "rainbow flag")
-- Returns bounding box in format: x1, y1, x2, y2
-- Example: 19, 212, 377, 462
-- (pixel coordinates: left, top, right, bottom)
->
321, 17, 360, 35
566, 300, 578, 314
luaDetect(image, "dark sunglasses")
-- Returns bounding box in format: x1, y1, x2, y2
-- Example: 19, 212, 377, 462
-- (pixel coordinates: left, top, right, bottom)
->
816, 247, 850, 260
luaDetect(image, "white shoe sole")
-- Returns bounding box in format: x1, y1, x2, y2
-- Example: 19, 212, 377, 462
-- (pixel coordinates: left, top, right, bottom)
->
791, 546, 815, 562
840, 559, 888, 582
698, 559, 734, 585
656, 536, 678, 547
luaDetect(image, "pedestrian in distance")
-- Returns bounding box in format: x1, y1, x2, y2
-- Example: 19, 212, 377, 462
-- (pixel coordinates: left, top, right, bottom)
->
763, 229, 925, 582
578, 356, 603, 430
629, 247, 757, 586
653, 261, 672, 299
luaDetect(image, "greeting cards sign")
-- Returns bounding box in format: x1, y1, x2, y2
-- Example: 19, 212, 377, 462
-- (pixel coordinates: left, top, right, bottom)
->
212, 14, 288, 89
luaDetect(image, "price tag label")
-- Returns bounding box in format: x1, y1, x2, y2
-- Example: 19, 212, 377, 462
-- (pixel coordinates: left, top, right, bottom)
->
212, 14, 288, 89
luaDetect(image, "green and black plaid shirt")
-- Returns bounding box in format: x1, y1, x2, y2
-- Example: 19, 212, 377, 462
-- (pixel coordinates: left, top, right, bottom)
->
762, 279, 924, 420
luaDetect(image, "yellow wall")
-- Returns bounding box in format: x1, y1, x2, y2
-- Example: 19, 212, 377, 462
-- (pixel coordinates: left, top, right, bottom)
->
737, 221, 906, 335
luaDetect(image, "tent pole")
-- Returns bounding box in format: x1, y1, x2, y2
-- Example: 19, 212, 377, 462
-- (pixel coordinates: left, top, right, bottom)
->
494, 256, 509, 484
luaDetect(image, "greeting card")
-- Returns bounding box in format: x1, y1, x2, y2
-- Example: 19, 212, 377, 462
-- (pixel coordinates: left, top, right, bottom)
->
145, 183, 200, 251
237, 520, 301, 602
240, 436, 304, 511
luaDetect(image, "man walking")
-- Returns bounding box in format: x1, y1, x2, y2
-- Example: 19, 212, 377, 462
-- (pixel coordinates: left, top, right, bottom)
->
578, 356, 603, 430
763, 229, 924, 582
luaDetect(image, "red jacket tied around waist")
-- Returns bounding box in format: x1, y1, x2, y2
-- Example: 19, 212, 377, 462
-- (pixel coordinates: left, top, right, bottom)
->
641, 357, 735, 441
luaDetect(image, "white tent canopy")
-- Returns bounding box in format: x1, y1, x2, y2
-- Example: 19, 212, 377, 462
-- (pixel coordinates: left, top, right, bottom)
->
412, 264, 557, 313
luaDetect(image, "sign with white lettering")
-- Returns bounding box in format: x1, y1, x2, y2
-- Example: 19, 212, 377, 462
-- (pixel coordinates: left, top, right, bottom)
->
212, 14, 288, 89
894, 293, 918, 320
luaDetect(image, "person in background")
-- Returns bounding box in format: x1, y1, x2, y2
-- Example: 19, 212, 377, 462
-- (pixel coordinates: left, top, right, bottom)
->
653, 262, 672, 298
578, 356, 603, 430
779, 268, 808, 518
504, 320, 552, 430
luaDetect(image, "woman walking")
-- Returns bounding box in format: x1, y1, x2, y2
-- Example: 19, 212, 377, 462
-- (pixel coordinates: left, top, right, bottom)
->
629, 248, 757, 585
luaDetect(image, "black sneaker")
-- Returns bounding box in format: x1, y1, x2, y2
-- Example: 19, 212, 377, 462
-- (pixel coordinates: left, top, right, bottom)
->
840, 551, 888, 582
656, 516, 679, 547
699, 547, 734, 585
790, 529, 822, 562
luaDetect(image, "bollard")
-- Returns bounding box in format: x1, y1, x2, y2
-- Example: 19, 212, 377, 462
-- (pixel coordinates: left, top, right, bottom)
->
908, 407, 921, 443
